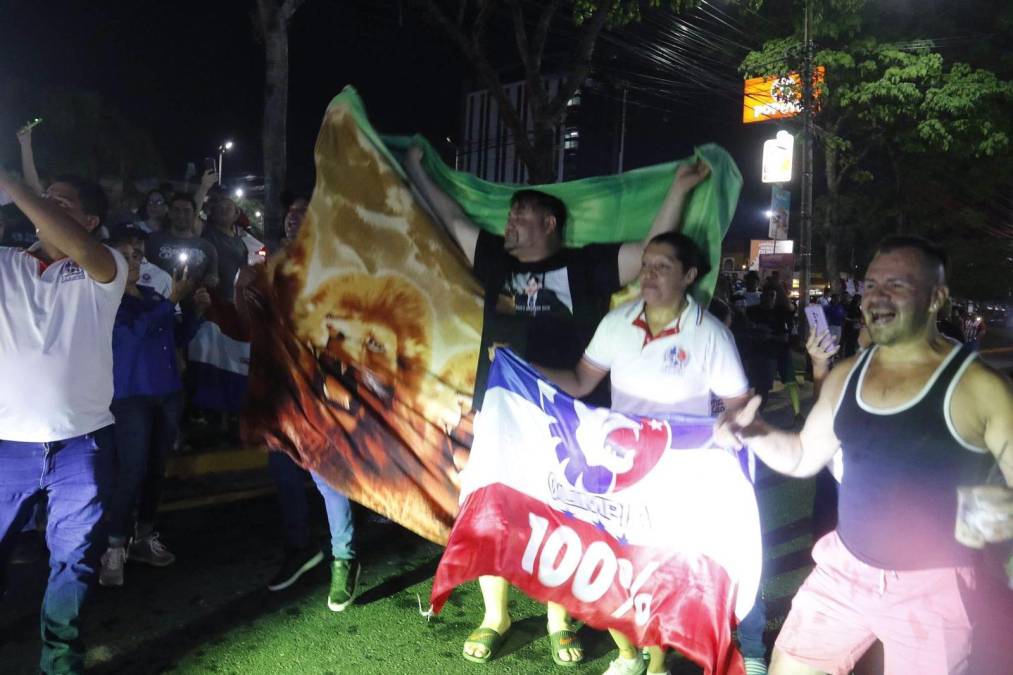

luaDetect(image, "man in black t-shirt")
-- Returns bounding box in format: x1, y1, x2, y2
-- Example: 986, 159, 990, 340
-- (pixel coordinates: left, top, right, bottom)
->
405, 145, 710, 667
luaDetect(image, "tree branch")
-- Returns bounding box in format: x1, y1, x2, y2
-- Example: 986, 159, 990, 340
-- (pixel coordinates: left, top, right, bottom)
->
411, 0, 540, 166
530, 0, 563, 72
545, 3, 612, 121
507, 0, 564, 116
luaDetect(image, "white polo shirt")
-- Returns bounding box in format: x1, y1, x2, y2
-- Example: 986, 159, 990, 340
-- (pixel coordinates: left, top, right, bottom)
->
583, 297, 749, 417
0, 246, 127, 441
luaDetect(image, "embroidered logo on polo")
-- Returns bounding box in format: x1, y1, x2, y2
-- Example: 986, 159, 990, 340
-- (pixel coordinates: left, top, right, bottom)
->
663, 346, 690, 372
59, 261, 86, 282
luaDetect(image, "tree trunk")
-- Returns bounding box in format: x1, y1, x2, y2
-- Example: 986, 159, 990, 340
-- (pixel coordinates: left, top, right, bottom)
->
412, 0, 608, 184
528, 119, 558, 184
824, 213, 838, 290
257, 0, 305, 245
823, 142, 840, 287
261, 7, 288, 246
888, 149, 905, 233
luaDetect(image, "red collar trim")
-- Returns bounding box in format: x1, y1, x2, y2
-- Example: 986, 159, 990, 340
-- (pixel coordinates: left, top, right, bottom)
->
632, 305, 682, 348
25, 249, 67, 274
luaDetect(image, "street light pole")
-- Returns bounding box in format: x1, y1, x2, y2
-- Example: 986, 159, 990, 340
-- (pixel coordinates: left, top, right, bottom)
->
218, 140, 234, 186
799, 0, 814, 306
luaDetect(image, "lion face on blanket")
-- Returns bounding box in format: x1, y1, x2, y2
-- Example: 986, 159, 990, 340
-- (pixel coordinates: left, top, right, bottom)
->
297, 273, 432, 406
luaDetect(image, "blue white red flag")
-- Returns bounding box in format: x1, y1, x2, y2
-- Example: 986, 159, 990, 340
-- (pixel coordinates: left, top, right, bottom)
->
431, 349, 761, 675
187, 295, 250, 413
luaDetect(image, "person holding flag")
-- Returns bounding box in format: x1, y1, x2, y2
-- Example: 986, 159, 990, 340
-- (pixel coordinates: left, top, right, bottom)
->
536, 231, 760, 675
405, 146, 711, 667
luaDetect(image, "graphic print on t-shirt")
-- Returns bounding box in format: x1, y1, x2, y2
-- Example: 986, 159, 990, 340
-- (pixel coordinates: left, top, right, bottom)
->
155, 243, 208, 270
496, 269, 573, 318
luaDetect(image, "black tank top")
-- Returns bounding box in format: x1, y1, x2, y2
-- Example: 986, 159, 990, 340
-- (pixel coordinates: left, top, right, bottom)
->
833, 343, 993, 570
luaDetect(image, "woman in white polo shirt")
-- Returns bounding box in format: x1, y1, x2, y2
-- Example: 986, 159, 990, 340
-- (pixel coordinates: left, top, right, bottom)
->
537, 231, 756, 675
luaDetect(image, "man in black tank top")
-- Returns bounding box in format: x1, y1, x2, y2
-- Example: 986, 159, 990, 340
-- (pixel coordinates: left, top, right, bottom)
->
716, 236, 1013, 675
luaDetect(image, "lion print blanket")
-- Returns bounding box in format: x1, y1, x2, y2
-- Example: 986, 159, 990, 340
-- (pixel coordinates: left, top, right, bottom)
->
242, 87, 742, 544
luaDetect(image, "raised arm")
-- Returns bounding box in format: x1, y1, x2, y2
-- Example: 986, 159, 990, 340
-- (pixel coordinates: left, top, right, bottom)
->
0, 174, 117, 282
715, 355, 855, 477
16, 124, 44, 195
404, 145, 480, 266
535, 357, 609, 400
617, 159, 710, 286
191, 169, 217, 234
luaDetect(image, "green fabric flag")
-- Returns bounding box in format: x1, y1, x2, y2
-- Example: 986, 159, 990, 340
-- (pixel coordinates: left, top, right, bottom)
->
329, 87, 741, 305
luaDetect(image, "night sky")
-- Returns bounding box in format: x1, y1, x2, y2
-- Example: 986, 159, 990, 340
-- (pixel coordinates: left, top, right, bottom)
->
1, 0, 782, 238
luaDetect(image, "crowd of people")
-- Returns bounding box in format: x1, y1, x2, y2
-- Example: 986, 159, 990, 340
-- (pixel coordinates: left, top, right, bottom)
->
1, 121, 1011, 675
0, 125, 319, 673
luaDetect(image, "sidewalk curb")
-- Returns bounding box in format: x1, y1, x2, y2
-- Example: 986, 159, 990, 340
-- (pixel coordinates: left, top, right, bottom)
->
165, 446, 267, 478
160, 485, 277, 513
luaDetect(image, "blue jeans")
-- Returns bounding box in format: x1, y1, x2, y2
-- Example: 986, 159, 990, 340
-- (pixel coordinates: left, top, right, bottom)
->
268, 451, 355, 560
0, 427, 114, 674
108, 393, 183, 543
737, 593, 767, 659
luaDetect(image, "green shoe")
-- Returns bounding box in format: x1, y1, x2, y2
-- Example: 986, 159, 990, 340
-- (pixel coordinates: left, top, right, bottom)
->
327, 559, 360, 612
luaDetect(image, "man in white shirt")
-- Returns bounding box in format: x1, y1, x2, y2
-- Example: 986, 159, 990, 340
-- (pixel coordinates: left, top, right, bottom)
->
0, 173, 126, 675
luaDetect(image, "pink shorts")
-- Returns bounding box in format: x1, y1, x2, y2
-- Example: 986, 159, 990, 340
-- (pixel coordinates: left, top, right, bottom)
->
774, 532, 976, 675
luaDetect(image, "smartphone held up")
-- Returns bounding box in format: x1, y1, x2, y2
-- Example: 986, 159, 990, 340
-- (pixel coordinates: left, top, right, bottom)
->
804, 304, 830, 337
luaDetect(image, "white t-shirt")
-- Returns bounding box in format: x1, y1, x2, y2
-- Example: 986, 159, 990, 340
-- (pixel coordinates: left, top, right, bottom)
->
0, 246, 127, 441
583, 297, 749, 417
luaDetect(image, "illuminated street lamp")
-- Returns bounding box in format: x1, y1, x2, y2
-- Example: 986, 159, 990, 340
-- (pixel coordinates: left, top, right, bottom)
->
217, 140, 234, 185
234, 188, 244, 199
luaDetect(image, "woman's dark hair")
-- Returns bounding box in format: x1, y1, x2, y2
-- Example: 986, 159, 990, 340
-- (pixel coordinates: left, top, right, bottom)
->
647, 231, 711, 285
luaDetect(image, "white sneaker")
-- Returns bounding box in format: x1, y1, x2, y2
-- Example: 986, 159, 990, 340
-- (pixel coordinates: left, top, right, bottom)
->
129, 532, 176, 567
602, 655, 647, 675
744, 656, 769, 675
99, 546, 127, 587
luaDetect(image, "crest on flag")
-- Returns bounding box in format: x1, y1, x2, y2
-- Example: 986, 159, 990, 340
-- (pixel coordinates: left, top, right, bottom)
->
432, 350, 761, 675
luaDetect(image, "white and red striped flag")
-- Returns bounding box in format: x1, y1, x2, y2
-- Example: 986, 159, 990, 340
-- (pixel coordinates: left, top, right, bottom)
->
431, 349, 761, 675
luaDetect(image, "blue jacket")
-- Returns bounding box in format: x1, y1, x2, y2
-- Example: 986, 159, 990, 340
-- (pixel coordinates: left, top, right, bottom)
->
113, 286, 182, 399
